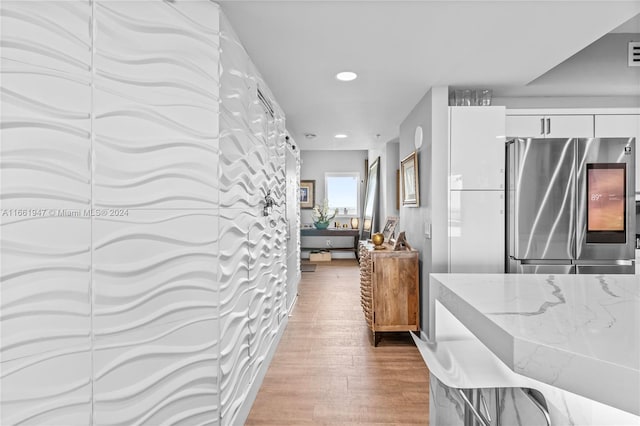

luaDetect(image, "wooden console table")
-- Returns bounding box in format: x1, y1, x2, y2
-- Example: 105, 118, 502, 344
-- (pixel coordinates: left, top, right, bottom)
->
359, 241, 419, 346
300, 228, 360, 260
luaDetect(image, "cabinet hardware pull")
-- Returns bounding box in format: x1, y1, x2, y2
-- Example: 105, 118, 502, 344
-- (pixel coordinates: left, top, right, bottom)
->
546, 118, 551, 135
540, 118, 545, 135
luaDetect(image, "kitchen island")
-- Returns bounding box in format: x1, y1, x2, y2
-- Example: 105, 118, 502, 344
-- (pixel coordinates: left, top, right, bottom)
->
423, 273, 640, 425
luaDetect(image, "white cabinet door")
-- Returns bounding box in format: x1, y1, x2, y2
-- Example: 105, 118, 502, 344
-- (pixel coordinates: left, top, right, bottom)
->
506, 115, 594, 138
546, 115, 594, 138
449, 190, 504, 273
595, 114, 640, 197
506, 115, 546, 138
450, 106, 506, 190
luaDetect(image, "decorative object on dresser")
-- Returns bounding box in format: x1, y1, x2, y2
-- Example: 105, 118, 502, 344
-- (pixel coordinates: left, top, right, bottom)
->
392, 231, 411, 251
371, 232, 384, 247
359, 240, 419, 346
381, 216, 398, 241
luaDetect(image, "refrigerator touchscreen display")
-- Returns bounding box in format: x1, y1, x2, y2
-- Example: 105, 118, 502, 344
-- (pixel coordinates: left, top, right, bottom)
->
586, 163, 626, 243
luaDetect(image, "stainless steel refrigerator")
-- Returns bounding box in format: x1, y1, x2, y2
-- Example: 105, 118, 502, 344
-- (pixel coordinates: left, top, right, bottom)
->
506, 137, 636, 274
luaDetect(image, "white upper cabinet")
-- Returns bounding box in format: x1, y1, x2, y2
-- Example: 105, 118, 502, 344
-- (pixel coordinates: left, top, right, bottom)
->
450, 106, 506, 190
506, 114, 594, 138
594, 114, 640, 196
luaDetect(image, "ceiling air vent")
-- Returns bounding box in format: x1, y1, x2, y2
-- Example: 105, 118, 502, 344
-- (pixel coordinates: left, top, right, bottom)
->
629, 41, 640, 67
257, 86, 275, 118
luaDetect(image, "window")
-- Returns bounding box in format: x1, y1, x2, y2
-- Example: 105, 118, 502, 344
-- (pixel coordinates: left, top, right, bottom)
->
325, 172, 360, 216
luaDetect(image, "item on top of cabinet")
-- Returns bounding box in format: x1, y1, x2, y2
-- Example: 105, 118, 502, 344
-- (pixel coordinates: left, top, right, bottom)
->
462, 89, 472, 106
382, 216, 399, 241
477, 89, 492, 106
350, 217, 360, 229
451, 88, 492, 106
371, 232, 384, 248
392, 231, 411, 251
312, 199, 337, 229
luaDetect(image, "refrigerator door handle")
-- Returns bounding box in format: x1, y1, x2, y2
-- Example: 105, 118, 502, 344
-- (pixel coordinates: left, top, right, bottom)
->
573, 259, 634, 266
519, 259, 573, 265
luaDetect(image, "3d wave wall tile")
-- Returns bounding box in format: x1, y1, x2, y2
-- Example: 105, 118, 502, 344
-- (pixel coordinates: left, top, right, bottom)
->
0, 1, 294, 425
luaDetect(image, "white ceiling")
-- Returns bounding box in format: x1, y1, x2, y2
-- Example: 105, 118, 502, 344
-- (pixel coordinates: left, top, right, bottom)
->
218, 1, 640, 151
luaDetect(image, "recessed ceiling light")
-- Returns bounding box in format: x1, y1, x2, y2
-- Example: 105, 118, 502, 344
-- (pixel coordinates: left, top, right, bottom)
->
335, 71, 357, 82
334, 134, 348, 139
304, 133, 317, 139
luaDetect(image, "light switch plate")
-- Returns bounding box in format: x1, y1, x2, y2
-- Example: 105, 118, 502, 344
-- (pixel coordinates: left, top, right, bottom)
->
424, 222, 431, 239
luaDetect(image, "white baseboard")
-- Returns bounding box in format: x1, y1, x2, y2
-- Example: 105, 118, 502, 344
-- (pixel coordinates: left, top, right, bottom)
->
287, 294, 299, 316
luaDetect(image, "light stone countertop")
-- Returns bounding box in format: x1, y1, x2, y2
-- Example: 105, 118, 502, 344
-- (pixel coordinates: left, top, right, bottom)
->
428, 273, 640, 416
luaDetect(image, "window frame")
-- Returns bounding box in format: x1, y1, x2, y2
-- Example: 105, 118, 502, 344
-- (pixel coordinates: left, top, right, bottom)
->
324, 172, 361, 216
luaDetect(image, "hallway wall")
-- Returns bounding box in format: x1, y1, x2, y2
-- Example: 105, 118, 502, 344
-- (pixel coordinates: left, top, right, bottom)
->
218, 12, 288, 424
1, 2, 289, 425
398, 86, 449, 331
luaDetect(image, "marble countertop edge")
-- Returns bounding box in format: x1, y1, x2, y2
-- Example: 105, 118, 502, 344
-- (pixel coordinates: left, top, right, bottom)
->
428, 273, 640, 416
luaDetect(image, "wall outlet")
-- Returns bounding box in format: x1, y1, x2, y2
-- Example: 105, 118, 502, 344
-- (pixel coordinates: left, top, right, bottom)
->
326, 239, 332, 247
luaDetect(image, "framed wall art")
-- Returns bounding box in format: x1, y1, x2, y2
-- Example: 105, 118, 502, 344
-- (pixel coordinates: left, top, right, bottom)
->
299, 180, 315, 209
401, 151, 419, 207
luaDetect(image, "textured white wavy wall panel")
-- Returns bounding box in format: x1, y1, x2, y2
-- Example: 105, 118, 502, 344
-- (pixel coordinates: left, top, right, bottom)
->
270, 117, 287, 328
93, 213, 219, 426
285, 142, 301, 312
218, 20, 256, 424
295, 145, 301, 290
218, 209, 252, 423
92, 1, 221, 425
93, 211, 218, 338
1, 2, 92, 424
1, 1, 91, 210
219, 14, 287, 424
247, 212, 282, 379
93, 1, 219, 209
1, 216, 91, 361
247, 117, 287, 381
1, 349, 92, 425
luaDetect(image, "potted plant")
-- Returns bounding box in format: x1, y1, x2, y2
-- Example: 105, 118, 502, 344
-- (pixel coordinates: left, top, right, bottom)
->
312, 200, 338, 229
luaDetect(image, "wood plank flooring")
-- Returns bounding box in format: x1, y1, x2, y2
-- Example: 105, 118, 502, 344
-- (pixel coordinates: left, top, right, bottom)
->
246, 259, 430, 425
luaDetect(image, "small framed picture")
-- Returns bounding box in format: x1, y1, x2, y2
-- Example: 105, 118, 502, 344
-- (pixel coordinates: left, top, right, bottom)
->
382, 216, 399, 241
300, 180, 315, 209
401, 151, 419, 207
392, 231, 412, 251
